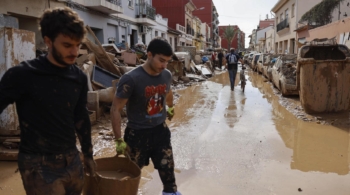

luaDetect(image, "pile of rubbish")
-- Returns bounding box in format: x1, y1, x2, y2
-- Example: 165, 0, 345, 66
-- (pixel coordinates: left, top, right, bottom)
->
280, 55, 297, 85
78, 26, 213, 124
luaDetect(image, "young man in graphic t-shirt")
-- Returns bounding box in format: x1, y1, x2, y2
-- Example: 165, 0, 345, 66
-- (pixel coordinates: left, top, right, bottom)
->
110, 38, 182, 195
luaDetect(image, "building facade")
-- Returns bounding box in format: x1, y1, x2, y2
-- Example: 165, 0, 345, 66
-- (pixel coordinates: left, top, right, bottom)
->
167, 28, 182, 51
0, 0, 66, 49
271, 0, 323, 54
152, 0, 198, 47
192, 0, 220, 48
201, 22, 212, 50
256, 26, 274, 53
265, 27, 275, 53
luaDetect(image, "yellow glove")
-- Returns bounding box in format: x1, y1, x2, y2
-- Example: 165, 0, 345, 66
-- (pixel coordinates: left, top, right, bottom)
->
115, 138, 127, 155
167, 106, 174, 121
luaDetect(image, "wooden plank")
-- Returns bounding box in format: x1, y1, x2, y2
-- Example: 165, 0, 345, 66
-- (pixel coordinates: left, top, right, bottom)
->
0, 146, 18, 161
0, 130, 20, 136
84, 26, 122, 76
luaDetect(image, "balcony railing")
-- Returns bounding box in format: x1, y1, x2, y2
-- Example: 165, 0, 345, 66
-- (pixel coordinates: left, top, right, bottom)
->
136, 3, 156, 20
277, 18, 289, 32
176, 24, 186, 34
106, 0, 121, 6
84, 0, 123, 14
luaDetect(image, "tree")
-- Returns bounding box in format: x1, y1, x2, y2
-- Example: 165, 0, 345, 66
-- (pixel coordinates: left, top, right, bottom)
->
222, 25, 239, 50
299, 0, 345, 26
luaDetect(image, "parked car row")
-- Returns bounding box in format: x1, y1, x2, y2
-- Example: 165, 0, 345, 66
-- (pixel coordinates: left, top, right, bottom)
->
244, 43, 350, 114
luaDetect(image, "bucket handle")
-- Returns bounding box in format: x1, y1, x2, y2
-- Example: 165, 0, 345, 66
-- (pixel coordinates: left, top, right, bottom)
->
115, 152, 132, 161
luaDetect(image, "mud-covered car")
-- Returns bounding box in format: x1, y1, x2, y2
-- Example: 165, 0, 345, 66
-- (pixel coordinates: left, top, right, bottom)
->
250, 53, 261, 71
256, 54, 264, 74
262, 54, 279, 80
271, 54, 298, 96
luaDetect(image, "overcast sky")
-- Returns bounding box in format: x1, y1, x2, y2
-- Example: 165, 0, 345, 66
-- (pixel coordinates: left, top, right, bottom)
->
213, 0, 278, 47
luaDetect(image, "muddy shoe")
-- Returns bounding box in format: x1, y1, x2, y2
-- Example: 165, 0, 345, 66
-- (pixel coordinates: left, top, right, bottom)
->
162, 191, 182, 195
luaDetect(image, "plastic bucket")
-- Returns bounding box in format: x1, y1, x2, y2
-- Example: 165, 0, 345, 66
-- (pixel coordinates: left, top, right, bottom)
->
83, 156, 141, 195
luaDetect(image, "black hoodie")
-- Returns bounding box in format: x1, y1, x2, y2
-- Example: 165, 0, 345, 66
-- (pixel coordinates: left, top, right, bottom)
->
0, 55, 92, 158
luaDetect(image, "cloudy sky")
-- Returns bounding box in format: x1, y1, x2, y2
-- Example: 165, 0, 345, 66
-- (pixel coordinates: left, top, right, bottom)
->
213, 0, 278, 47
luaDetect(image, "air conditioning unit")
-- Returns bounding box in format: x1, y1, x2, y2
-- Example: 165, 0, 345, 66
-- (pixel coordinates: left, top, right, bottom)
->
140, 25, 147, 34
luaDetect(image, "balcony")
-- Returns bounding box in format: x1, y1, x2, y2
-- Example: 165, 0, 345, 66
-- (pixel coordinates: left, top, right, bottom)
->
135, 3, 156, 26
176, 24, 186, 34
84, 0, 123, 14
277, 18, 289, 32
186, 25, 194, 36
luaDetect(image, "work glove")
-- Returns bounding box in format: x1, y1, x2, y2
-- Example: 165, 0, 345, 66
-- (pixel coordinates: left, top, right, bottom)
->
83, 157, 96, 177
167, 106, 175, 121
115, 138, 127, 155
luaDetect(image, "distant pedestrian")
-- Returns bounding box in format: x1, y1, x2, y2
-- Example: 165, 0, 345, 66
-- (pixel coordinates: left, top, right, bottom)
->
218, 50, 224, 70
0, 7, 95, 194
226, 48, 243, 91
211, 51, 216, 67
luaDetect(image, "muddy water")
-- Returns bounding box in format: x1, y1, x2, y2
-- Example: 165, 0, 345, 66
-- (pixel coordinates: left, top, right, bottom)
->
1, 70, 350, 195
97, 170, 134, 180
140, 70, 350, 195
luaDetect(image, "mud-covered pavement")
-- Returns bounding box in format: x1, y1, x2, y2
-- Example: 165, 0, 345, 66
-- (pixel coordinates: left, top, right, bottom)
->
141, 69, 350, 195
1, 68, 350, 195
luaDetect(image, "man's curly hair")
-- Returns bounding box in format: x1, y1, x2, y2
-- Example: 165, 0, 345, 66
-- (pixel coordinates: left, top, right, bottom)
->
40, 7, 86, 41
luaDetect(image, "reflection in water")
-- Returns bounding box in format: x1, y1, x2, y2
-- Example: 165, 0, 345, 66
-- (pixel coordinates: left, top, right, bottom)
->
248, 71, 350, 175
291, 121, 349, 175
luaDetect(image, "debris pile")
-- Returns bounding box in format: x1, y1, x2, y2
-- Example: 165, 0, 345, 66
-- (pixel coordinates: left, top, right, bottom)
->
281, 55, 297, 85
79, 26, 213, 124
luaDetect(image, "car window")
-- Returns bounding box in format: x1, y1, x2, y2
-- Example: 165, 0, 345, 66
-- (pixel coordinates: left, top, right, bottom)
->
254, 55, 260, 61
275, 59, 282, 68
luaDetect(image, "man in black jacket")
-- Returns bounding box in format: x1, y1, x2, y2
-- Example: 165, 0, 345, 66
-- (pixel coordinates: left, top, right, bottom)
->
218, 50, 224, 70
0, 7, 95, 194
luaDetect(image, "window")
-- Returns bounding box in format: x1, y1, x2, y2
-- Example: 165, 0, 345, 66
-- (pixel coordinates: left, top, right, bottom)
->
276, 17, 279, 24
161, 33, 165, 38
128, 0, 133, 7
175, 38, 178, 47
169, 37, 172, 46
280, 13, 284, 22
155, 31, 158, 37
292, 4, 295, 17
285, 9, 289, 19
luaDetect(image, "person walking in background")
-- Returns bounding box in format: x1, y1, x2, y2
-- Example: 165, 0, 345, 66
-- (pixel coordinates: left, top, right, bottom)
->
110, 38, 182, 195
226, 48, 243, 91
211, 51, 216, 68
218, 50, 224, 70
0, 7, 95, 194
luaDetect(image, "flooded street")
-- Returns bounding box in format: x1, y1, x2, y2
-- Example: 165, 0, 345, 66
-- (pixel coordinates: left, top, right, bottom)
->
1, 69, 350, 195
140, 69, 350, 195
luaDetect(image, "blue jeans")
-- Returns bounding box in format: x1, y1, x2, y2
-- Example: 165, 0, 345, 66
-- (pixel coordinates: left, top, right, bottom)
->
228, 68, 237, 89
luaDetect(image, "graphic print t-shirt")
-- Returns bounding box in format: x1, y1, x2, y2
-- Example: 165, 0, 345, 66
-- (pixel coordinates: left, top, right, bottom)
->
116, 66, 171, 129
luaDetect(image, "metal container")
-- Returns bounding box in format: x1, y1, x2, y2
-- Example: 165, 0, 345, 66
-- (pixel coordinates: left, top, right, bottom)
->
298, 44, 350, 113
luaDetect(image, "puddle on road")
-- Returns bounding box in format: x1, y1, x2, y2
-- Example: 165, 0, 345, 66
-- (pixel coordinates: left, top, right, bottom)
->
141, 69, 350, 195
247, 71, 350, 175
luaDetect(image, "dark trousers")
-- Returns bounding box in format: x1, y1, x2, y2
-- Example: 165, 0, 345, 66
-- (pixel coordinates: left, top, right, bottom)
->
124, 122, 177, 193
228, 67, 238, 90
219, 58, 223, 69
18, 149, 84, 195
